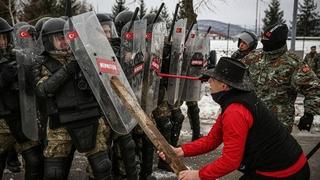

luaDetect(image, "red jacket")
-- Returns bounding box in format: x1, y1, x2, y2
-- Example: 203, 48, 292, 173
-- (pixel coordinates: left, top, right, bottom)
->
181, 103, 306, 180
181, 103, 253, 180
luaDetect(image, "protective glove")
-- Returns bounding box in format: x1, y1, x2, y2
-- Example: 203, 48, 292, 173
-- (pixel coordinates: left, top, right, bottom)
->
297, 112, 314, 131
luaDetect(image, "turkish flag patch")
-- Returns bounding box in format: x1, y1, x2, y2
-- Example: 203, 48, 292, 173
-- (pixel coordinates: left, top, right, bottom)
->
176, 28, 182, 33
67, 31, 78, 41
96, 58, 119, 75
151, 57, 160, 72
302, 65, 311, 73
19, 31, 31, 38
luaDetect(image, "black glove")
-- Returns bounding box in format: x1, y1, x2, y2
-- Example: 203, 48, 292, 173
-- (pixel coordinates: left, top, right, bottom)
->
199, 74, 210, 83
1, 62, 17, 82
298, 112, 314, 131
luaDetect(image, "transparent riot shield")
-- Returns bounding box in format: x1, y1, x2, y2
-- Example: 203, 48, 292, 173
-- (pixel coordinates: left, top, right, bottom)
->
141, 22, 166, 115
14, 25, 40, 141
166, 19, 187, 105
64, 11, 137, 134
119, 20, 147, 103
181, 32, 208, 102
178, 25, 198, 102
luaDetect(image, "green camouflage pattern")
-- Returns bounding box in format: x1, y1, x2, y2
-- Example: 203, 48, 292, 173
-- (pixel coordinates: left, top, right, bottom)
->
0, 119, 39, 153
304, 52, 320, 78
242, 45, 320, 131
44, 117, 110, 158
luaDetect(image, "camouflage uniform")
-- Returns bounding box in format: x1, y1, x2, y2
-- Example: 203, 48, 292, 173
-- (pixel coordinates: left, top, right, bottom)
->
304, 52, 320, 78
242, 45, 320, 132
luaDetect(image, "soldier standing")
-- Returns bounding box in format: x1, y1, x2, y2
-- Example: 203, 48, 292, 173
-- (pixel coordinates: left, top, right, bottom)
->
0, 17, 43, 180
304, 46, 320, 78
242, 23, 320, 132
231, 31, 258, 61
30, 18, 112, 179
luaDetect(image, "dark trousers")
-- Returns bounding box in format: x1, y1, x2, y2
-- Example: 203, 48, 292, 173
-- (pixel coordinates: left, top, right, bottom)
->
240, 162, 310, 180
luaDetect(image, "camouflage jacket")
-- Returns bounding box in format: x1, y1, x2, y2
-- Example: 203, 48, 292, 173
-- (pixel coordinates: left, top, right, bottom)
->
304, 52, 320, 78
242, 45, 320, 129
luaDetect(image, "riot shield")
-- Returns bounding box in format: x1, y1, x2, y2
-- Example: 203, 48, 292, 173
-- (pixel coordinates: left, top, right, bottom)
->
141, 22, 167, 115
177, 25, 198, 101
181, 32, 208, 101
64, 11, 137, 134
14, 25, 40, 141
119, 20, 147, 103
166, 19, 187, 105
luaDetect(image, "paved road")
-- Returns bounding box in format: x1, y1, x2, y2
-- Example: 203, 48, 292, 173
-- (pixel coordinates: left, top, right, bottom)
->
2, 116, 319, 180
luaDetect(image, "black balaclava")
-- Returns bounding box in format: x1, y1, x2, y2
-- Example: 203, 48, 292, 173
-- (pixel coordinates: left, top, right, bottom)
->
261, 24, 288, 52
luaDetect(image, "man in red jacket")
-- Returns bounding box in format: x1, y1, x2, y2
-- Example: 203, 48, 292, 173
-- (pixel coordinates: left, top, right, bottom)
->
159, 57, 310, 180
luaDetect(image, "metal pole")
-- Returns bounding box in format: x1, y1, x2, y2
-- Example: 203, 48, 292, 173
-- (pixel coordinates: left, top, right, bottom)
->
290, 0, 298, 51
226, 23, 230, 56
255, 0, 258, 34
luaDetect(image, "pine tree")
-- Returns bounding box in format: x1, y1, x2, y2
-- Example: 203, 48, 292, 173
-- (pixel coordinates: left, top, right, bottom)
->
160, 4, 172, 30
262, 0, 286, 30
139, 0, 147, 19
296, 0, 320, 36
112, 0, 128, 19
148, 5, 172, 30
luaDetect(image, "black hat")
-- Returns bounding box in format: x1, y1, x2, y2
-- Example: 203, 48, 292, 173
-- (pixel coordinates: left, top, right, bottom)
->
261, 23, 288, 51
203, 57, 253, 91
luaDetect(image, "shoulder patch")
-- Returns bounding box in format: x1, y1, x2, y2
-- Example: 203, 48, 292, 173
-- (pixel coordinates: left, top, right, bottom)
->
302, 64, 311, 73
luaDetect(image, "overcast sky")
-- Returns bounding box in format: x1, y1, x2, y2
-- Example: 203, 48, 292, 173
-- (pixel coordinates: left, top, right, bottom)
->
87, 0, 320, 29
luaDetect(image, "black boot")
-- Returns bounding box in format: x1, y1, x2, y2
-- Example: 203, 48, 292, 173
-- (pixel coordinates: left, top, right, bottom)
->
21, 145, 43, 180
44, 157, 68, 180
139, 135, 155, 180
118, 134, 138, 180
155, 115, 173, 172
187, 102, 202, 141
6, 147, 21, 173
170, 108, 184, 147
88, 151, 112, 180
0, 151, 8, 180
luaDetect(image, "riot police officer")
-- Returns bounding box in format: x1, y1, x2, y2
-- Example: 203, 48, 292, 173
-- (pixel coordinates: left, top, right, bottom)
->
0, 17, 43, 180
231, 31, 258, 60
30, 18, 112, 180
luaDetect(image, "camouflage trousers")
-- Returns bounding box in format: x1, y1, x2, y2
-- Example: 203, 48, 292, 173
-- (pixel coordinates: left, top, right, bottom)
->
0, 119, 39, 154
44, 117, 110, 158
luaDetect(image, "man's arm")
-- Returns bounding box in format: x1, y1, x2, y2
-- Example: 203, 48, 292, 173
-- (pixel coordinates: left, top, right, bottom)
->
181, 115, 223, 157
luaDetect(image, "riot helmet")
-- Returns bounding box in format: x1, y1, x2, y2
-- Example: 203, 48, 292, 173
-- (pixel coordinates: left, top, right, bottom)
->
142, 13, 163, 26
0, 17, 14, 55
35, 17, 51, 38
235, 31, 258, 52
41, 18, 68, 53
96, 13, 118, 39
115, 11, 139, 35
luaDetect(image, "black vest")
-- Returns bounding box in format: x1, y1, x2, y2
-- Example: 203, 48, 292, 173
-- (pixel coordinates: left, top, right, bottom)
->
219, 90, 302, 172
43, 56, 101, 129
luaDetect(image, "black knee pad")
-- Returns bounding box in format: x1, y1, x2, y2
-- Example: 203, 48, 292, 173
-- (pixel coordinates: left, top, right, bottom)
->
88, 151, 112, 180
118, 134, 138, 180
21, 145, 44, 180
44, 157, 68, 180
